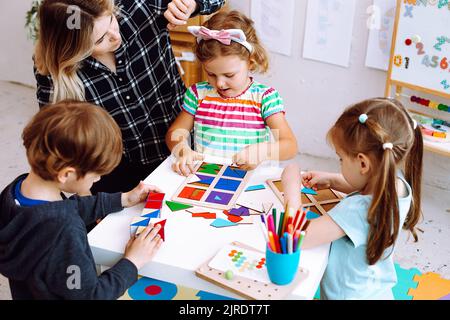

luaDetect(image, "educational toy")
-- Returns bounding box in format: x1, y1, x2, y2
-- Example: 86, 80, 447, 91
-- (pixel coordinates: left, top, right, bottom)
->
266, 179, 344, 216
195, 242, 309, 300
210, 218, 238, 228
130, 192, 167, 240
171, 162, 252, 210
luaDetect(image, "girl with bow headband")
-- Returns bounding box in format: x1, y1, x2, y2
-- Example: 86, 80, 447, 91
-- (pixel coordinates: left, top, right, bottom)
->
166, 10, 298, 175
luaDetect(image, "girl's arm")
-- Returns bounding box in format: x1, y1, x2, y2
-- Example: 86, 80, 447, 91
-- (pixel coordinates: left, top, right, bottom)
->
265, 113, 298, 161
232, 113, 298, 170
165, 111, 204, 176
301, 215, 346, 249
281, 163, 302, 212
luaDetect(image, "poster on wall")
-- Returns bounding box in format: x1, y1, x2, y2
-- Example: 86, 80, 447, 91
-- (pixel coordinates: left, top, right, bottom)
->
302, 0, 357, 68
365, 0, 397, 71
250, 0, 295, 56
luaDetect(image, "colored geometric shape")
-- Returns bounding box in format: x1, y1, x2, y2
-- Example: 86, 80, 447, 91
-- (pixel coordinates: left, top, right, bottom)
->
131, 217, 150, 227
223, 166, 247, 179
189, 174, 215, 187
196, 290, 235, 300
214, 178, 241, 192
301, 187, 318, 195
192, 212, 216, 219
198, 163, 222, 175
152, 219, 167, 241
245, 184, 266, 192
228, 206, 250, 217
178, 186, 206, 201
165, 200, 193, 212
206, 191, 233, 205
145, 285, 162, 296
128, 277, 178, 300
141, 209, 160, 219
225, 213, 243, 223
210, 218, 238, 228
392, 263, 421, 300
408, 272, 450, 300
306, 211, 320, 220
147, 192, 165, 202
145, 200, 162, 209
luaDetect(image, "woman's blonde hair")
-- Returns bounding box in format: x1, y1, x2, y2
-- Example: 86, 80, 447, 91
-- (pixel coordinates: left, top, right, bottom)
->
34, 0, 115, 103
194, 10, 269, 73
328, 98, 423, 265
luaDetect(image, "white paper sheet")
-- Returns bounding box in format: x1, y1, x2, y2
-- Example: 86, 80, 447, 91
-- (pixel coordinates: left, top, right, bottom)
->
303, 0, 357, 67
365, 0, 397, 71
250, 0, 295, 56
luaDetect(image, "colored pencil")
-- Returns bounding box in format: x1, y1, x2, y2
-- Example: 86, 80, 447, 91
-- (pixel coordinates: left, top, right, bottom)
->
293, 230, 301, 252
280, 235, 286, 254
278, 210, 285, 237
272, 208, 277, 236
297, 231, 306, 250
268, 231, 277, 252
287, 233, 293, 254
267, 214, 275, 235
259, 215, 269, 243
273, 232, 281, 253
292, 209, 301, 229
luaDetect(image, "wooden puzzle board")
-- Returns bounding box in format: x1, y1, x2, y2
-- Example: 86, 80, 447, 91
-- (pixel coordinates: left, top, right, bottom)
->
266, 179, 344, 216
195, 242, 309, 300
171, 162, 252, 211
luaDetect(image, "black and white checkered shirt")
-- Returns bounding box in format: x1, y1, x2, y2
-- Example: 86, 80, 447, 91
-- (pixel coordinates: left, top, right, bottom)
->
35, 0, 225, 166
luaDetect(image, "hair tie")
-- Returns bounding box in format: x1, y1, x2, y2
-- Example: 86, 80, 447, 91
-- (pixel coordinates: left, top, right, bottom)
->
359, 114, 368, 124
383, 143, 394, 150
412, 119, 418, 130
187, 26, 254, 53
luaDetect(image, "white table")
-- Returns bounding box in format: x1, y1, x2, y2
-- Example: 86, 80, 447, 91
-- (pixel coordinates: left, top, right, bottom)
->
88, 155, 330, 300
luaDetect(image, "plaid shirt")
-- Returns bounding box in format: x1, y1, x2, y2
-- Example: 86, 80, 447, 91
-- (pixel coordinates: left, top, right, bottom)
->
35, 0, 225, 166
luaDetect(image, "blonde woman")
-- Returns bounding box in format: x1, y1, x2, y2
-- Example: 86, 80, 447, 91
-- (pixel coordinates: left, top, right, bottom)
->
34, 0, 225, 193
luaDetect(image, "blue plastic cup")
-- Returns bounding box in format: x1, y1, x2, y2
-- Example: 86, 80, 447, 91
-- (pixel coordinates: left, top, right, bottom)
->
265, 245, 301, 285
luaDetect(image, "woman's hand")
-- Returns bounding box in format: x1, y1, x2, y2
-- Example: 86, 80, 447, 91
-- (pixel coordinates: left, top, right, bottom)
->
164, 0, 198, 30
121, 181, 163, 208
172, 145, 204, 176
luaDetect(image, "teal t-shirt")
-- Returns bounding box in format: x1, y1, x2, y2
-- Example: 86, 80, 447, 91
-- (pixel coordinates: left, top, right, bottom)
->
320, 176, 412, 300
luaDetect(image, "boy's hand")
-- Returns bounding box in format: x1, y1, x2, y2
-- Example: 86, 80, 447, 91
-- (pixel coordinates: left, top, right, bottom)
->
124, 224, 163, 269
172, 145, 204, 176
121, 182, 163, 208
301, 171, 333, 191
164, 0, 198, 30
232, 143, 269, 171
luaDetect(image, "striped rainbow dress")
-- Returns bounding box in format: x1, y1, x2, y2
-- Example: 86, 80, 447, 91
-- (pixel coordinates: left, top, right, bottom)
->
182, 80, 285, 158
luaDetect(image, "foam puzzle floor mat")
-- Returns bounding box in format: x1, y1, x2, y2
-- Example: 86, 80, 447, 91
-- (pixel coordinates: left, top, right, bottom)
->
120, 263, 450, 300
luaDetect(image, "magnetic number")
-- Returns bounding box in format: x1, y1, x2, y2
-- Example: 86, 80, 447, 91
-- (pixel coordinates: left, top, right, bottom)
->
441, 58, 449, 70
416, 42, 425, 55
394, 55, 403, 67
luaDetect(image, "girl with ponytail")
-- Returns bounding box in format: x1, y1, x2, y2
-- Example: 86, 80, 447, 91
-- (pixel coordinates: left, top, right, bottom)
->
282, 98, 423, 300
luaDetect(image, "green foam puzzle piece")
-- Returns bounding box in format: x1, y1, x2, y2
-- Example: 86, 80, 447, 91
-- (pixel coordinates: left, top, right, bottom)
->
165, 201, 193, 212
392, 263, 421, 300
198, 163, 221, 174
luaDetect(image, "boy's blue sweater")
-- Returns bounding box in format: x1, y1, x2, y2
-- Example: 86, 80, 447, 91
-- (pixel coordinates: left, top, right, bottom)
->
0, 174, 138, 299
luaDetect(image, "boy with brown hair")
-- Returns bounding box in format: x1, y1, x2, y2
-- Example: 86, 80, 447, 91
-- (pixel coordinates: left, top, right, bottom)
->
0, 101, 163, 299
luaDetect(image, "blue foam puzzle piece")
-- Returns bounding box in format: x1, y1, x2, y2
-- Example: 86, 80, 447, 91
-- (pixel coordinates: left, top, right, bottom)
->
301, 187, 318, 195
306, 211, 320, 220
392, 263, 421, 300
245, 184, 266, 192
210, 218, 238, 228
141, 210, 160, 219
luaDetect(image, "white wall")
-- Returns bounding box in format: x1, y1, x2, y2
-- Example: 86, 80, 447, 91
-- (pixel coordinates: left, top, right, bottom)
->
0, 0, 448, 189
0, 0, 35, 87
228, 0, 450, 190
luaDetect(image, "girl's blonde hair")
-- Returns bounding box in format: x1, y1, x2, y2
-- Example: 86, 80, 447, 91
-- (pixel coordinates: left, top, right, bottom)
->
328, 98, 423, 265
34, 0, 115, 103
194, 10, 269, 73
